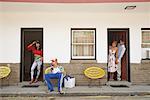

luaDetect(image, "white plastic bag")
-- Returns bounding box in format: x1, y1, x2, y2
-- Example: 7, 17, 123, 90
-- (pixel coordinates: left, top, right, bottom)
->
64, 77, 75, 88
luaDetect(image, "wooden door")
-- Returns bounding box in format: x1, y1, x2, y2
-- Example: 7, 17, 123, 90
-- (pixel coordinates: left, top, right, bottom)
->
107, 28, 130, 81
21, 28, 43, 82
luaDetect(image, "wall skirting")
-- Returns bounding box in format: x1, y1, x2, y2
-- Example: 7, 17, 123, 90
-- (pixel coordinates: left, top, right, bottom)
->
0, 63, 20, 86
0, 62, 150, 86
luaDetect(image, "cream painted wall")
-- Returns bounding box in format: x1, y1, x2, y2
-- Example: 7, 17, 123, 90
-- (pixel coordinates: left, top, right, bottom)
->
0, 11, 2, 57
141, 9, 150, 59
0, 2, 149, 63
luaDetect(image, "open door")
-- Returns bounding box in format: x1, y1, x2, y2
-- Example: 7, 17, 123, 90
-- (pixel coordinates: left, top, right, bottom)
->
21, 28, 43, 82
107, 28, 130, 82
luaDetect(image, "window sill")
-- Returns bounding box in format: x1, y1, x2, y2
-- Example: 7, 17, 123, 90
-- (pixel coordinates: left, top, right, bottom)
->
141, 59, 150, 63
70, 60, 97, 64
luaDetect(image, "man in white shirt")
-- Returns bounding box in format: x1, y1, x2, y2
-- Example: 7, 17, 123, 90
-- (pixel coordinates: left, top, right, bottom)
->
45, 58, 65, 94
117, 40, 126, 81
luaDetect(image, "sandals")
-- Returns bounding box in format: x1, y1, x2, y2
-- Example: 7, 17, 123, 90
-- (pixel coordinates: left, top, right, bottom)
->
29, 79, 34, 84
29, 78, 38, 84
34, 79, 38, 83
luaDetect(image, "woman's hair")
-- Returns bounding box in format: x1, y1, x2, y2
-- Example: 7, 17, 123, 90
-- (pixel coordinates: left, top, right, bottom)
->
35, 40, 42, 50
112, 40, 117, 45
36, 40, 40, 44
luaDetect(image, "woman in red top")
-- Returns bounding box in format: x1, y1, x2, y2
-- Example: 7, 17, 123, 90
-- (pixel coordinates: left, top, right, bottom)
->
27, 41, 43, 84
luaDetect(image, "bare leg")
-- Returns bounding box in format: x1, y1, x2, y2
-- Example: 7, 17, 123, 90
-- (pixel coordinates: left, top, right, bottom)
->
109, 72, 114, 81
30, 61, 37, 84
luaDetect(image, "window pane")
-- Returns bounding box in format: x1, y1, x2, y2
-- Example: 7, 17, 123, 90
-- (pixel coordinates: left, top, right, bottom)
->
142, 31, 150, 48
73, 44, 94, 56
73, 31, 94, 43
142, 31, 150, 43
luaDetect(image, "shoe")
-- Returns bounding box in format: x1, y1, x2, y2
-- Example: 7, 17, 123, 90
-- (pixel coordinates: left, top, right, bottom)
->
50, 90, 54, 92
117, 78, 121, 81
58, 91, 65, 94
46, 90, 54, 93
29, 79, 34, 84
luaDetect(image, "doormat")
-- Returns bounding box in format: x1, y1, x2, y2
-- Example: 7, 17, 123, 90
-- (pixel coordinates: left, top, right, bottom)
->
110, 85, 129, 88
22, 85, 39, 88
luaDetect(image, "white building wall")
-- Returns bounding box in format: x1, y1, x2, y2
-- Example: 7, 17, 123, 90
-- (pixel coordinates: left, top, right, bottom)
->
0, 10, 2, 56
141, 11, 150, 59
0, 2, 149, 63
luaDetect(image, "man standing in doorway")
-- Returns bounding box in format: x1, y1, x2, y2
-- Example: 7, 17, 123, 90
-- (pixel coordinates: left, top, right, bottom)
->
117, 40, 126, 81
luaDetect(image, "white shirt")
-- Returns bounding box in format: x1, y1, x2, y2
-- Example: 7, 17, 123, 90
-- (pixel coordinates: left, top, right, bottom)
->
52, 66, 62, 74
118, 44, 126, 62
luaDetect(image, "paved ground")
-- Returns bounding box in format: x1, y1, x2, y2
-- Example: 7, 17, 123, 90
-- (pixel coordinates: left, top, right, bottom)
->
0, 81, 150, 100
1, 96, 150, 100
0, 82, 150, 97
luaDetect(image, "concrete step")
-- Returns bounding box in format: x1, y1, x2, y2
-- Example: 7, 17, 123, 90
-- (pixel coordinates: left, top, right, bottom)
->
106, 81, 132, 87
1, 92, 150, 97
1, 85, 150, 97
17, 81, 46, 87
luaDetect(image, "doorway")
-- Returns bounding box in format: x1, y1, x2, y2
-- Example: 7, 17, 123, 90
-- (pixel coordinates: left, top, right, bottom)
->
21, 28, 43, 82
107, 28, 130, 82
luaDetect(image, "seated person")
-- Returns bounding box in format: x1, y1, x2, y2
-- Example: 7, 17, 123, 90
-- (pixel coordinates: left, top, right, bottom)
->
44, 58, 65, 94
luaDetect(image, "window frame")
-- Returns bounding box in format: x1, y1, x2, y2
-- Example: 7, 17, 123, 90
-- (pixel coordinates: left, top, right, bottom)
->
141, 28, 150, 48
71, 28, 96, 60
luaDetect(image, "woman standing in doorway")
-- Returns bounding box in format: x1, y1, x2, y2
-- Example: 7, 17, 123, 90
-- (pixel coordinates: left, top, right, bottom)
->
108, 41, 118, 81
27, 41, 43, 84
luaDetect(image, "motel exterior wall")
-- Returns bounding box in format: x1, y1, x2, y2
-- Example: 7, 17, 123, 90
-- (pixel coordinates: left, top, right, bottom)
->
0, 2, 150, 86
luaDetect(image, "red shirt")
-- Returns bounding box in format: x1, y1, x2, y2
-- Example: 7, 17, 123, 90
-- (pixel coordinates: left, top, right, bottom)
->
27, 45, 43, 56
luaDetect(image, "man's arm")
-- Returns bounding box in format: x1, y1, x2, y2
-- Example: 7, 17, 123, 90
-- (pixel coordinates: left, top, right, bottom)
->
118, 45, 126, 61
59, 66, 66, 76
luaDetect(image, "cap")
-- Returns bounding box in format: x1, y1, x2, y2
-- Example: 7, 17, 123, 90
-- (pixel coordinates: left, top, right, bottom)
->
51, 58, 57, 62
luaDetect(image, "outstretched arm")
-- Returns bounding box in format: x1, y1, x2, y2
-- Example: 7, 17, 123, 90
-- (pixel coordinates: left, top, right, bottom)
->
27, 41, 36, 51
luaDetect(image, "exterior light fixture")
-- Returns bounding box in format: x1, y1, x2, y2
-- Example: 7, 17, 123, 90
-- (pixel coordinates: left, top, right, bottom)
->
125, 6, 136, 10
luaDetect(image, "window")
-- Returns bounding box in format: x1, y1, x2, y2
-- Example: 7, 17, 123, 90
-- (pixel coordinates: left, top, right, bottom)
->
71, 28, 96, 60
141, 29, 150, 48
141, 28, 150, 60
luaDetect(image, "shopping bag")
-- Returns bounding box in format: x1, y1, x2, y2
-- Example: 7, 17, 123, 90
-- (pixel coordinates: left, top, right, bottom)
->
64, 75, 75, 88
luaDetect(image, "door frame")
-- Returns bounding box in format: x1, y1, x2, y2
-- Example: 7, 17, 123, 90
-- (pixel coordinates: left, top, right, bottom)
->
107, 28, 131, 82
20, 28, 43, 82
